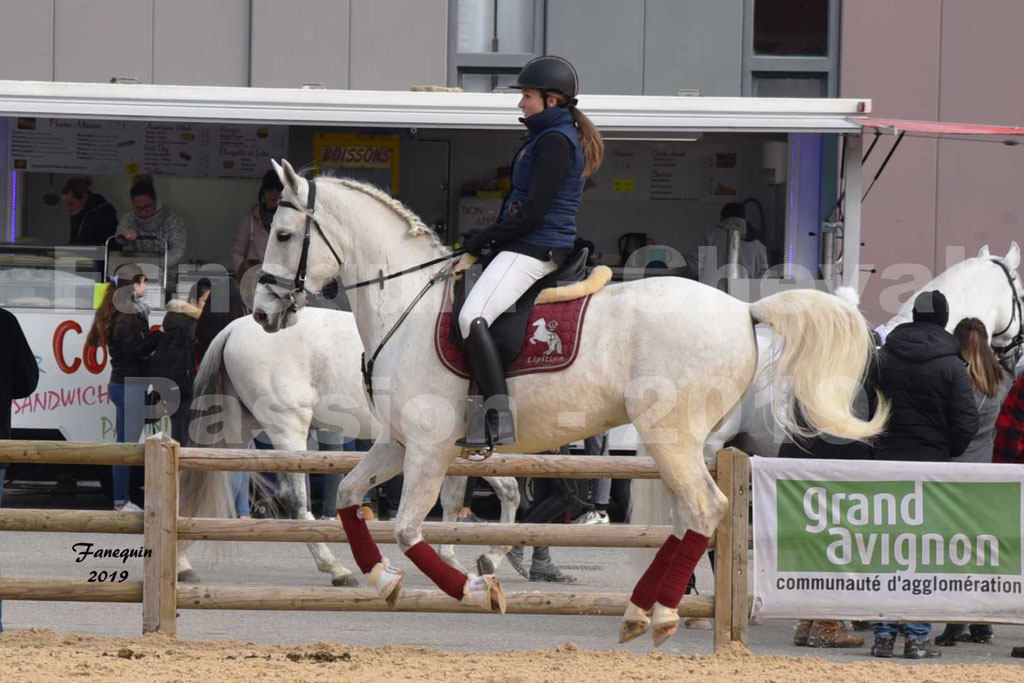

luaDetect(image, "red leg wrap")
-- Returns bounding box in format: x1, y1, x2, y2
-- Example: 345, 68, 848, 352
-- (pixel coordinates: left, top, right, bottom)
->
629, 535, 681, 611
406, 541, 467, 601
656, 529, 710, 609
338, 505, 382, 574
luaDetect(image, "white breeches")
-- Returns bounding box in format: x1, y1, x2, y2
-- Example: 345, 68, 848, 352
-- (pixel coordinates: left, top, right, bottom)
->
458, 250, 558, 338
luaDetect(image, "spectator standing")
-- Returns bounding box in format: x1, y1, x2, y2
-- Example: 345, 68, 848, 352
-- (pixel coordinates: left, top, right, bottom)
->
573, 431, 611, 525
231, 169, 282, 272
116, 174, 187, 299
62, 176, 118, 246
145, 280, 207, 445
951, 318, 1013, 463
505, 446, 586, 583
1, 306, 40, 634
867, 290, 979, 659
993, 374, 1024, 465
86, 265, 162, 512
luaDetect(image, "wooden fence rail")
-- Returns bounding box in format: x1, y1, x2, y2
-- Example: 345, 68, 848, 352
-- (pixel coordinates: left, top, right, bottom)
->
0, 436, 750, 650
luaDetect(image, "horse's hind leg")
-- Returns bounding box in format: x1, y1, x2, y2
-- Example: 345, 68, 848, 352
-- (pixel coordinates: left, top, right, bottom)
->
438, 476, 469, 572
475, 476, 519, 575
622, 435, 728, 646
336, 440, 406, 606
274, 470, 359, 587
395, 447, 505, 613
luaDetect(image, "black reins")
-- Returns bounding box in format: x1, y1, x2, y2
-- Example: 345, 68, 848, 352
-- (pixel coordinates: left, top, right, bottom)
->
255, 176, 466, 403
990, 258, 1024, 361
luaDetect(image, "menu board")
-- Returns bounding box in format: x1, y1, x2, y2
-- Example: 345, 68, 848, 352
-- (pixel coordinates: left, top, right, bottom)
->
588, 141, 741, 203
9, 117, 288, 179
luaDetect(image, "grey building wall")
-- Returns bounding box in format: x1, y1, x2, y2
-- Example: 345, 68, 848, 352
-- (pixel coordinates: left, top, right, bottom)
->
0, 0, 448, 90
0, 0, 53, 81
546, 0, 744, 96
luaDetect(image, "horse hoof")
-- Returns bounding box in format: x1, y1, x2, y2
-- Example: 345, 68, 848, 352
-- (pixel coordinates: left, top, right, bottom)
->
487, 575, 507, 614
332, 573, 359, 587
384, 577, 403, 610
177, 569, 200, 584
684, 618, 713, 630
652, 621, 679, 647
463, 574, 506, 614
476, 554, 496, 576
619, 602, 650, 643
651, 603, 679, 647
368, 560, 404, 609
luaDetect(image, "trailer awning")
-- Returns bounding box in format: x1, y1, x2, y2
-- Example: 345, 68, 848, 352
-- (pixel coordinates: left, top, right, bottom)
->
854, 117, 1024, 144
0, 80, 869, 134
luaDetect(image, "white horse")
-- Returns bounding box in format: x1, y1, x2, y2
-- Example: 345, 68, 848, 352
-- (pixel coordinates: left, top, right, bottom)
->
248, 160, 884, 646
711, 243, 1023, 459
179, 308, 520, 585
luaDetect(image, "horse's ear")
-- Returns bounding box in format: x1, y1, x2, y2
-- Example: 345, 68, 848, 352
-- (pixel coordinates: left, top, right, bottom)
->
279, 159, 303, 195
271, 159, 285, 187
1007, 241, 1021, 270
978, 245, 991, 258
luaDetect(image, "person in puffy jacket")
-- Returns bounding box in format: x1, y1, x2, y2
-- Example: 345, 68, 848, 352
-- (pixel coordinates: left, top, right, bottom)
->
867, 290, 979, 462
867, 290, 978, 660
455, 55, 603, 448
87, 264, 162, 511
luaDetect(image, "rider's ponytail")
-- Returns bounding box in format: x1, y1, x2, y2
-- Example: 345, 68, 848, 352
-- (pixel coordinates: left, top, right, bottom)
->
548, 92, 604, 178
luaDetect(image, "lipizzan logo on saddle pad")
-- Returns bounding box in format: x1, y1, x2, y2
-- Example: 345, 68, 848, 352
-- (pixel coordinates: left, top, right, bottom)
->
434, 289, 592, 378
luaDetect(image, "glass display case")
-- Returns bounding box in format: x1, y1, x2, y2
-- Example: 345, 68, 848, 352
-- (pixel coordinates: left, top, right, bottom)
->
0, 244, 105, 309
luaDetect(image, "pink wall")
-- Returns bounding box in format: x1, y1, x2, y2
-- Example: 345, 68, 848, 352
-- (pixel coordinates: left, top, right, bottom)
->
841, 0, 1024, 326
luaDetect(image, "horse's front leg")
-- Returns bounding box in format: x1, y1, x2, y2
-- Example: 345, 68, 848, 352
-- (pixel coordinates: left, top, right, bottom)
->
336, 439, 406, 606
395, 446, 506, 613
475, 476, 520, 576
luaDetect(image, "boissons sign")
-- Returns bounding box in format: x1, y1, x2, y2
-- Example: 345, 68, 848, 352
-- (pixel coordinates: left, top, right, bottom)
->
753, 457, 1024, 623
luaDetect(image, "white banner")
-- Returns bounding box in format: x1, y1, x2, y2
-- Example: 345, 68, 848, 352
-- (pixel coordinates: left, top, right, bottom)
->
753, 456, 1024, 623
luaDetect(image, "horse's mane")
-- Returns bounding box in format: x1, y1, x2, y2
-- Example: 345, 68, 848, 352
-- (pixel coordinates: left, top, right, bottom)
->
317, 173, 446, 251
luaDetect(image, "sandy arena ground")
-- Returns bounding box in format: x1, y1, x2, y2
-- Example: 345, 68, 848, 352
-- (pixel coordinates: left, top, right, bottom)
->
1, 629, 1023, 682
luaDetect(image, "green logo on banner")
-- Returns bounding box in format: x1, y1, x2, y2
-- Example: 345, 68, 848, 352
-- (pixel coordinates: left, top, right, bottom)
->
777, 480, 1021, 575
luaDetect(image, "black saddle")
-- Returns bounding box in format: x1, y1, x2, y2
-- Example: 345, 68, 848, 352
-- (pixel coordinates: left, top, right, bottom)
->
450, 247, 591, 366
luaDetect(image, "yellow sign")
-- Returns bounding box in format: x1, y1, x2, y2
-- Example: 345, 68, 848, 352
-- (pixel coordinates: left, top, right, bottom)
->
612, 178, 635, 193
93, 282, 111, 309
313, 134, 400, 194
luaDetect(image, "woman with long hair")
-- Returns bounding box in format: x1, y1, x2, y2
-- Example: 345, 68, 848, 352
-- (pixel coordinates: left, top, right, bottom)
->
86, 264, 162, 511
935, 317, 1013, 648
952, 317, 1012, 463
456, 55, 603, 448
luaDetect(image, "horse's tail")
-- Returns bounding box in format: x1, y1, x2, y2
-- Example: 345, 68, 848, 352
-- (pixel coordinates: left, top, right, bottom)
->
192, 322, 231, 401
749, 289, 888, 441
180, 322, 237, 524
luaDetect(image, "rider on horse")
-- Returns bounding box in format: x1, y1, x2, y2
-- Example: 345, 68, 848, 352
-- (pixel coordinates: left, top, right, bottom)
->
455, 55, 604, 449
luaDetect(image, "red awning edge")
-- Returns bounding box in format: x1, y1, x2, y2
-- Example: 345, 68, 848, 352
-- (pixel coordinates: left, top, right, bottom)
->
853, 117, 1024, 142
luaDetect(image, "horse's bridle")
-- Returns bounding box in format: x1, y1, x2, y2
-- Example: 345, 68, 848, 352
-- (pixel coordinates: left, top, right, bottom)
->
990, 258, 1024, 368
254, 176, 466, 403
256, 178, 343, 310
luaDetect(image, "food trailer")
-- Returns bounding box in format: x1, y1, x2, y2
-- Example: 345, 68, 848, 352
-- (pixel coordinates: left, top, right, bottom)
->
0, 80, 873, 459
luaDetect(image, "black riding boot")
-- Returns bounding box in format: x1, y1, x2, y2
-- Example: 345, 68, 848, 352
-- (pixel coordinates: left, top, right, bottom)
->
455, 317, 516, 448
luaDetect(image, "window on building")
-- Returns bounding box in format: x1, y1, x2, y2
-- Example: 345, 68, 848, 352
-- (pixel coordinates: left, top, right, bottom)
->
753, 0, 829, 56
742, 0, 839, 97
448, 0, 544, 92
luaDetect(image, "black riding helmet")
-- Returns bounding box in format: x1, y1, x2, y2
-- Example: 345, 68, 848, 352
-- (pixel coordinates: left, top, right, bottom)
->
512, 55, 579, 101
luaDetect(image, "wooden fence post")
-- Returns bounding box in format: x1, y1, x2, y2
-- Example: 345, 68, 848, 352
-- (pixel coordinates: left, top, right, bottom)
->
713, 449, 734, 650
143, 433, 179, 635
730, 451, 751, 646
